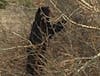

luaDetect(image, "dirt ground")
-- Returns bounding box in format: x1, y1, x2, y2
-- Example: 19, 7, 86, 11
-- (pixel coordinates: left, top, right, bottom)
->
0, 0, 100, 76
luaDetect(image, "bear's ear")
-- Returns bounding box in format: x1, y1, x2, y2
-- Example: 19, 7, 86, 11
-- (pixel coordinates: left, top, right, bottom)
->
34, 6, 51, 22
40, 6, 51, 16
34, 8, 42, 21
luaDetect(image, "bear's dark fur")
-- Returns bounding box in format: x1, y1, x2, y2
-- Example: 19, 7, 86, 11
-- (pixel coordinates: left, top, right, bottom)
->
26, 6, 65, 76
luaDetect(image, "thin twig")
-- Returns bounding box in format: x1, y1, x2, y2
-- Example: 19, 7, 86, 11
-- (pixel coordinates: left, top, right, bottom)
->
0, 44, 36, 53
77, 52, 100, 73
76, 0, 100, 12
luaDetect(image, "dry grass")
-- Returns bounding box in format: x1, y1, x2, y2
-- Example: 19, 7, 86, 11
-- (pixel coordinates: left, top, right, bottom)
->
0, 0, 100, 76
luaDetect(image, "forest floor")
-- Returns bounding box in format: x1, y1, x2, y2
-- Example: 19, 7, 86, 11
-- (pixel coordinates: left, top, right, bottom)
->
0, 0, 100, 76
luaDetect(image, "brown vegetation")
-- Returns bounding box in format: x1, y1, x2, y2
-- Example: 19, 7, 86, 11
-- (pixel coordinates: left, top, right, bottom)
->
0, 0, 100, 76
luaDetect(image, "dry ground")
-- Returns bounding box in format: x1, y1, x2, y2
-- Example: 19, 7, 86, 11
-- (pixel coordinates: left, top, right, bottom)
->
0, 0, 100, 76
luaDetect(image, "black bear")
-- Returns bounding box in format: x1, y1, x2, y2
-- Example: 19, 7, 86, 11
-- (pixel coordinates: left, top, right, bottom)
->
29, 6, 64, 44
26, 6, 65, 76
